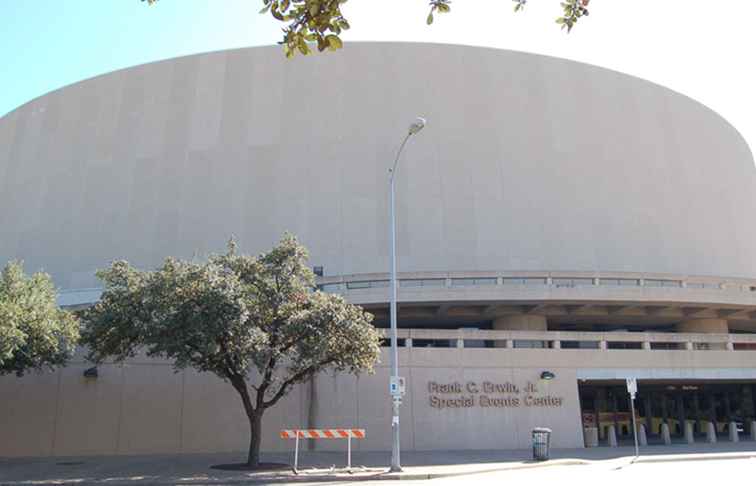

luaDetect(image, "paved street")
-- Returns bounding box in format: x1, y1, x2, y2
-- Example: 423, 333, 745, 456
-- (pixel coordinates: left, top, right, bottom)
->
2, 444, 756, 486
352, 458, 756, 486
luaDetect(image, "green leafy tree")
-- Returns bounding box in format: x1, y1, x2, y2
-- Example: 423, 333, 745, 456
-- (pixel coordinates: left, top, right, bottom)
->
81, 235, 381, 468
0, 262, 79, 376
142, 0, 590, 58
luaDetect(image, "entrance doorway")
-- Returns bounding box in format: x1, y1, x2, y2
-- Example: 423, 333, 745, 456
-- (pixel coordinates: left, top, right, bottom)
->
578, 380, 756, 445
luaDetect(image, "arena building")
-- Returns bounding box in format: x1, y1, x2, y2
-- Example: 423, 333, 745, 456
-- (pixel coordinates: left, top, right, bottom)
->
1, 42, 756, 458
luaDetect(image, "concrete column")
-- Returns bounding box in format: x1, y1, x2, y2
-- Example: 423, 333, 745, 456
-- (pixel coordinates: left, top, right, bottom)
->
552, 340, 561, 349
729, 422, 739, 442
692, 393, 701, 434
607, 424, 618, 447
599, 340, 608, 350
684, 421, 695, 444
456, 338, 464, 349
676, 395, 686, 437
676, 318, 729, 334
661, 423, 672, 445
643, 395, 653, 437
584, 427, 599, 447
642, 341, 651, 350
706, 421, 717, 443
638, 424, 648, 446
505, 339, 514, 349
492, 315, 547, 331
751, 421, 756, 441
405, 338, 413, 348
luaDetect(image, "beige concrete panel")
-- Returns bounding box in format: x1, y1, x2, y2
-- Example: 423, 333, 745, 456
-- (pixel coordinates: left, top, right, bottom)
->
356, 366, 414, 452
116, 364, 183, 455
307, 373, 359, 452
188, 51, 226, 151
3, 43, 756, 287
259, 382, 304, 453
493, 315, 548, 331
178, 370, 248, 454
677, 319, 729, 334
52, 364, 123, 456
0, 370, 59, 457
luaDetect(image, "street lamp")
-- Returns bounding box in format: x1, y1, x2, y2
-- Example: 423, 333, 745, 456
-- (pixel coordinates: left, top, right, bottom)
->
388, 116, 426, 472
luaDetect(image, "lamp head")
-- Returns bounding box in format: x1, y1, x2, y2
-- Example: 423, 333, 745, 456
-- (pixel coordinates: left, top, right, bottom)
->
408, 117, 426, 135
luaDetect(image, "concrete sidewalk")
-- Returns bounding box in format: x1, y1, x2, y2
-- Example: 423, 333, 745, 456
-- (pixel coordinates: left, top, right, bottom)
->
2, 443, 756, 485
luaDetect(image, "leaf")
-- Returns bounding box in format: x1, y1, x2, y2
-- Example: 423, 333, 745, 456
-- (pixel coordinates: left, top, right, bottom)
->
325, 34, 342, 50
427, 12, 434, 25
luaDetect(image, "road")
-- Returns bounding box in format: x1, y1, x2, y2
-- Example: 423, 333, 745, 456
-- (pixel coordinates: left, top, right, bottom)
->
303, 457, 755, 486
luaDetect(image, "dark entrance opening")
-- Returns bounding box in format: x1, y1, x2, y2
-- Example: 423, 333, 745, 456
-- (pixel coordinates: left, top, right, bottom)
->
578, 380, 756, 445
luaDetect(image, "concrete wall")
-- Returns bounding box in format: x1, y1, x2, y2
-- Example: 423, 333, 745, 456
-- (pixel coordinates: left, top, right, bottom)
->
4, 343, 756, 458
1, 43, 755, 293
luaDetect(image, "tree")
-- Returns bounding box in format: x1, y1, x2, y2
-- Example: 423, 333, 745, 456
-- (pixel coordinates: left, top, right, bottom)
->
0, 261, 79, 376
142, 0, 590, 58
81, 235, 381, 468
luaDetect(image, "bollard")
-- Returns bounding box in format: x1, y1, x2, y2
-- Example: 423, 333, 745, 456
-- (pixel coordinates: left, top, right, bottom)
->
684, 421, 695, 444
584, 427, 599, 448
706, 421, 717, 443
729, 422, 739, 442
638, 423, 647, 446
607, 424, 618, 447
660, 423, 671, 445
751, 421, 756, 441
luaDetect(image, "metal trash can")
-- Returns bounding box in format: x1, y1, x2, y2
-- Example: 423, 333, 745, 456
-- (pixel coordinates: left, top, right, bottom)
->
532, 427, 552, 461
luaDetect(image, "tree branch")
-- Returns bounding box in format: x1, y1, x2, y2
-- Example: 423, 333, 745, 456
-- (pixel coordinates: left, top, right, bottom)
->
262, 358, 335, 409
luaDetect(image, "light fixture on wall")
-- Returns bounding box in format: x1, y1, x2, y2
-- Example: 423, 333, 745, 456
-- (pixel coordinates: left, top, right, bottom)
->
83, 366, 98, 379
540, 371, 556, 381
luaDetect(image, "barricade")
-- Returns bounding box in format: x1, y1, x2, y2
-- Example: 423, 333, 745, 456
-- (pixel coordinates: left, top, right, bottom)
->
280, 428, 366, 472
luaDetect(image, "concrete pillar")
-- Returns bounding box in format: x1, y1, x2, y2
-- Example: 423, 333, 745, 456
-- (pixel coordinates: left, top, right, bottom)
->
729, 422, 739, 442
684, 421, 695, 444
706, 421, 717, 443
751, 421, 756, 441
676, 395, 686, 437
492, 315, 547, 331
405, 338, 412, 348
584, 427, 599, 447
638, 423, 648, 446
676, 318, 729, 334
692, 393, 701, 434
456, 338, 464, 349
552, 340, 561, 349
661, 423, 672, 445
607, 424, 618, 447
643, 395, 653, 437
642, 341, 651, 350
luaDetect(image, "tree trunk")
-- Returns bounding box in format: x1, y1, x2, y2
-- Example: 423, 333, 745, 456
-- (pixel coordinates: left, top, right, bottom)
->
247, 410, 264, 467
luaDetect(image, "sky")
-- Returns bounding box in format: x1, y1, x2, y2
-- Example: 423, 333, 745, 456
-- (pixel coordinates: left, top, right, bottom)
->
2, 0, 755, 156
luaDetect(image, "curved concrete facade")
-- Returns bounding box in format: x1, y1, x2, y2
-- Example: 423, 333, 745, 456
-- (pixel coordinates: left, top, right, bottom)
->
1, 42, 754, 295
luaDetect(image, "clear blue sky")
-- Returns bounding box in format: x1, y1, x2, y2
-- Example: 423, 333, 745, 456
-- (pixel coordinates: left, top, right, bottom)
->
1, 1, 279, 116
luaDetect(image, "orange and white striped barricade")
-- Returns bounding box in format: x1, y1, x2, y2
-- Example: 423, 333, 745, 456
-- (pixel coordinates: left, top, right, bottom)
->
280, 428, 366, 471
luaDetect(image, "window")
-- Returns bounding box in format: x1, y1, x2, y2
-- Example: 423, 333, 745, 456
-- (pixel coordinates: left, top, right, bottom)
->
346, 280, 388, 290
400, 279, 446, 288
319, 283, 343, 293
552, 278, 593, 287
451, 278, 496, 287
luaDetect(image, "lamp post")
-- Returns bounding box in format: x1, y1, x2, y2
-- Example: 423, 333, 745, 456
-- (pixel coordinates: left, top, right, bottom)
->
388, 116, 426, 472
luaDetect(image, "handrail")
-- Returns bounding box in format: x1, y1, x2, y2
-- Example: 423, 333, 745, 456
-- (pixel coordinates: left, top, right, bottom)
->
378, 328, 756, 349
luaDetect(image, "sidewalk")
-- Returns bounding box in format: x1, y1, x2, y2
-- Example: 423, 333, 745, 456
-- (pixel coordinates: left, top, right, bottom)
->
2, 443, 756, 485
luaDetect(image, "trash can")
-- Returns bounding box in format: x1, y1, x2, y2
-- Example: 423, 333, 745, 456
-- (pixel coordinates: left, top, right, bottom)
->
532, 427, 552, 461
